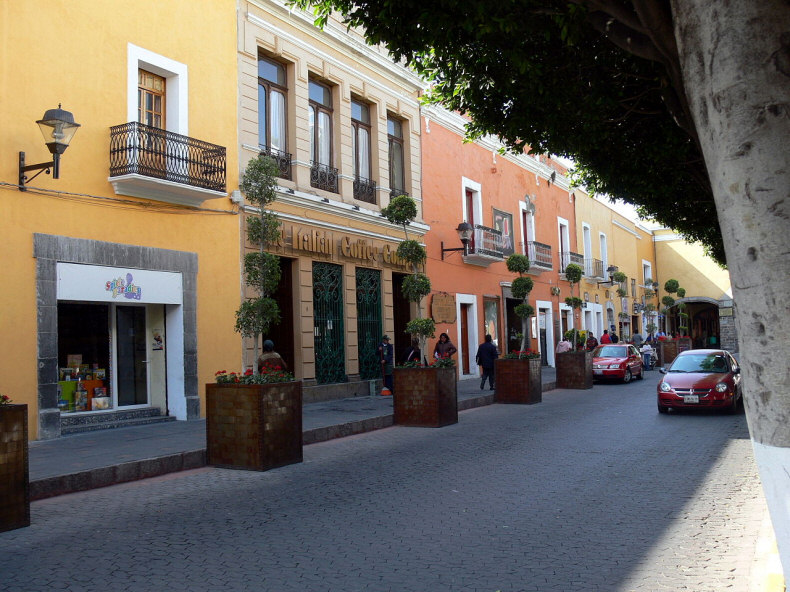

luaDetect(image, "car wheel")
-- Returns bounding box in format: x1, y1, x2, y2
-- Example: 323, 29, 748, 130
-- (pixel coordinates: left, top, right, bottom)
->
658, 403, 668, 414
637, 366, 644, 380
728, 394, 740, 414
623, 368, 632, 383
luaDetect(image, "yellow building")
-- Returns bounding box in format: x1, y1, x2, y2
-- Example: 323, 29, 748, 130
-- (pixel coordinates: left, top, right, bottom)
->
653, 228, 735, 349
236, 1, 425, 400
572, 193, 658, 343
0, 1, 241, 439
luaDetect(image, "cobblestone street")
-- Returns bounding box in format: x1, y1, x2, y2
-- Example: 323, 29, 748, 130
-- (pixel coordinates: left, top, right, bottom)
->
1, 379, 767, 591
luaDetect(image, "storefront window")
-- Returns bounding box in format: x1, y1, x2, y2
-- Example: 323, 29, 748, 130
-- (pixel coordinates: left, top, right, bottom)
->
57, 302, 111, 413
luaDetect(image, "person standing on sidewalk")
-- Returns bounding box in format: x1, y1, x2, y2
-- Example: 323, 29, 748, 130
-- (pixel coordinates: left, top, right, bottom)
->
476, 334, 499, 391
378, 335, 394, 393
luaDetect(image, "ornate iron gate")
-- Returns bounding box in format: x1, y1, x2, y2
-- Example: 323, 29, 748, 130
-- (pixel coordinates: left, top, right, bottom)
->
355, 268, 382, 380
313, 262, 346, 384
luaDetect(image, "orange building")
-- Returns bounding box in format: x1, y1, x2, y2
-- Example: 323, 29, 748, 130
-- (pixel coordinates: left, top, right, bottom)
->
421, 106, 579, 381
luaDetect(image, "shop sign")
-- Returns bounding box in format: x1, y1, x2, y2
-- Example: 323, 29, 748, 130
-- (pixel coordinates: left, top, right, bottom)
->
270, 224, 410, 270
431, 292, 457, 324
57, 263, 182, 304
719, 307, 733, 317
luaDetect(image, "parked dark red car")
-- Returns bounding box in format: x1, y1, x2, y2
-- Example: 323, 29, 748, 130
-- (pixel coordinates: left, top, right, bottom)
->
592, 344, 644, 383
657, 349, 742, 413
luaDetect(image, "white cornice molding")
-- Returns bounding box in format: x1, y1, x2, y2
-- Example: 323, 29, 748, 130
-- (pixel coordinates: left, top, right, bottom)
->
242, 185, 430, 239
246, 1, 424, 98
653, 232, 683, 242
612, 220, 642, 239
422, 104, 571, 191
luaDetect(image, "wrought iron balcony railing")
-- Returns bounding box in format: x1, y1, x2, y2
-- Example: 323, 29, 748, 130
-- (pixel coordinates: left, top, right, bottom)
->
259, 145, 292, 180
467, 224, 504, 260
109, 122, 226, 192
559, 251, 585, 271
526, 241, 553, 269
584, 257, 604, 278
390, 188, 409, 199
310, 161, 339, 193
353, 176, 376, 204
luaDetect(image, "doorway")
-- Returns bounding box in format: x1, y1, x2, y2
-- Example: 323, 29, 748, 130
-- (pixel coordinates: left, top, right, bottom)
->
116, 305, 148, 406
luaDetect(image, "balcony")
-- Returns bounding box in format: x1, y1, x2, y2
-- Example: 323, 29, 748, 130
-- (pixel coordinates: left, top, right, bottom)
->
109, 122, 226, 207
310, 161, 339, 193
559, 251, 585, 273
526, 241, 553, 271
353, 176, 377, 204
463, 224, 504, 266
390, 188, 409, 199
583, 258, 604, 279
260, 145, 292, 180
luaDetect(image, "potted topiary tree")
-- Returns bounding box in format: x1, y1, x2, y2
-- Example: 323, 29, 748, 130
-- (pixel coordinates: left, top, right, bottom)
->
612, 270, 629, 340
206, 155, 302, 471
495, 254, 542, 404
556, 263, 593, 389
384, 194, 457, 427
0, 394, 29, 532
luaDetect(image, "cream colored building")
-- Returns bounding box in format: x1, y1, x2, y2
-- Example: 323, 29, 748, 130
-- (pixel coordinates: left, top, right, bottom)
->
236, 1, 426, 399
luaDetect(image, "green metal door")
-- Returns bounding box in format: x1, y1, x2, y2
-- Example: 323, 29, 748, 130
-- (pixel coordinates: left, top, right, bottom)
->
355, 267, 382, 380
313, 262, 346, 384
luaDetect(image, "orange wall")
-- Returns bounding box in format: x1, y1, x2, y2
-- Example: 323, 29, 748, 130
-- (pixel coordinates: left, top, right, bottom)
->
421, 114, 576, 359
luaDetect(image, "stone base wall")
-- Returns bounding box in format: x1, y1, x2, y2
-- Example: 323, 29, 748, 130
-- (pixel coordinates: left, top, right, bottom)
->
556, 351, 593, 389
0, 405, 30, 532
393, 367, 457, 427
206, 382, 303, 471
495, 358, 542, 404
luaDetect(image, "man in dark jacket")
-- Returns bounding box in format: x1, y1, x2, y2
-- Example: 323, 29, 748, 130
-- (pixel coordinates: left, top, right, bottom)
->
476, 334, 499, 390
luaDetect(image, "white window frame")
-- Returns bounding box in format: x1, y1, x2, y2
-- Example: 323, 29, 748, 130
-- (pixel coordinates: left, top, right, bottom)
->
582, 223, 593, 276
455, 293, 479, 380
462, 177, 483, 225
599, 232, 609, 275
127, 43, 188, 135
519, 200, 536, 256
558, 217, 570, 269
642, 260, 653, 285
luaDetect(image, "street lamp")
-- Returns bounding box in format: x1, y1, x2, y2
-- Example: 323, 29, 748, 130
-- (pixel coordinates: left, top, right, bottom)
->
18, 104, 81, 191
440, 222, 474, 260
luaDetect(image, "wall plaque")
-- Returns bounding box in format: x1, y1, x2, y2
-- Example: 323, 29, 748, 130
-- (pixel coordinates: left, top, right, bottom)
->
431, 292, 457, 324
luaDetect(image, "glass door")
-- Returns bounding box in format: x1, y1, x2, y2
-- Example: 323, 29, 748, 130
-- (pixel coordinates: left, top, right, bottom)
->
116, 305, 148, 407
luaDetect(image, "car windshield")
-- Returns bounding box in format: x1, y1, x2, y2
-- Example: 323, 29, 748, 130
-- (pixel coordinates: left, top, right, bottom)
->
669, 354, 729, 373
594, 346, 627, 358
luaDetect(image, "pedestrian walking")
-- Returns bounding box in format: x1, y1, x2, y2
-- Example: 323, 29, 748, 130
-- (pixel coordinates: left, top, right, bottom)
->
476, 334, 499, 390
600, 330, 612, 344
586, 332, 599, 351
641, 342, 654, 370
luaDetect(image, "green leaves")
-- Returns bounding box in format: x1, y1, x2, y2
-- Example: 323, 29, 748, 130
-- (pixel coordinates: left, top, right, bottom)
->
514, 302, 535, 319
240, 155, 279, 207
406, 317, 436, 339
381, 194, 418, 227
402, 272, 431, 302
565, 296, 584, 310
396, 239, 427, 266
234, 297, 281, 339
564, 263, 583, 285
664, 279, 680, 294
511, 276, 534, 300
505, 253, 531, 275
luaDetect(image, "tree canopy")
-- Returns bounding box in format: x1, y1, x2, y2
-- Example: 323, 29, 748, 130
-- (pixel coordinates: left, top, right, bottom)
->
295, 0, 724, 263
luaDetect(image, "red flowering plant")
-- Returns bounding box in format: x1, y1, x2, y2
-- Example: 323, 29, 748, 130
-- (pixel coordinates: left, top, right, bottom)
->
503, 349, 541, 360
215, 366, 294, 385
397, 353, 456, 369
0, 393, 12, 405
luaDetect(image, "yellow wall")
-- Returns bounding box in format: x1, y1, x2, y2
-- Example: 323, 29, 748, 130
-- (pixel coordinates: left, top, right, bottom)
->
0, 1, 241, 437
654, 230, 731, 300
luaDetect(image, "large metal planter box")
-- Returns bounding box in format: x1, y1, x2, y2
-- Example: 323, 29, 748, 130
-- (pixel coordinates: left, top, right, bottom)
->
0, 404, 30, 532
393, 367, 458, 427
206, 382, 303, 471
556, 351, 593, 389
495, 358, 542, 404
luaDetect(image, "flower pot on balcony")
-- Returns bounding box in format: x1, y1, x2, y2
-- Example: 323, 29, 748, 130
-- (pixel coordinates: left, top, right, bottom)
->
206, 381, 303, 471
494, 357, 542, 404
393, 367, 458, 427
556, 350, 593, 389
0, 404, 30, 532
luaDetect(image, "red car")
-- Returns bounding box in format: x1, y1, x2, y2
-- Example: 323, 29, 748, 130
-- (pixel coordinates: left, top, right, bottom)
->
657, 349, 742, 414
592, 344, 644, 383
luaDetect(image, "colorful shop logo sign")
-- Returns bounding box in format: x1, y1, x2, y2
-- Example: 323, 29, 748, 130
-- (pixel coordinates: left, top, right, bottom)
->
105, 273, 142, 300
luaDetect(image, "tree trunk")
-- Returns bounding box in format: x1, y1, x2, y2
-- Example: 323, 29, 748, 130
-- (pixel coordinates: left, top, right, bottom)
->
671, 0, 790, 573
